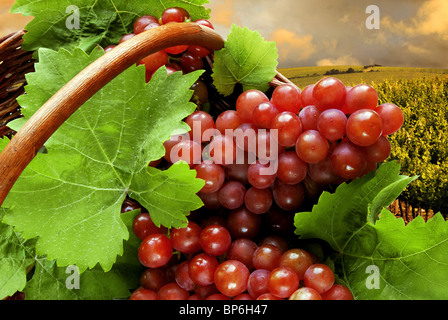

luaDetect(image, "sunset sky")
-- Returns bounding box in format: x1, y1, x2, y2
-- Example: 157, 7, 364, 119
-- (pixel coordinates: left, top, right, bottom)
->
1, 0, 447, 69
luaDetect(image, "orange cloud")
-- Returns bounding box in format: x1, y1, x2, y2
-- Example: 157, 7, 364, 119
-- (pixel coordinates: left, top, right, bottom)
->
417, 0, 448, 37
382, 0, 448, 39
269, 28, 316, 64
208, 0, 234, 27
317, 54, 362, 67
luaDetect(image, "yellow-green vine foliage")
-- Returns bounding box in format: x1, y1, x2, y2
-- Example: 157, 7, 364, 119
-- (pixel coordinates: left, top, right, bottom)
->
373, 77, 448, 216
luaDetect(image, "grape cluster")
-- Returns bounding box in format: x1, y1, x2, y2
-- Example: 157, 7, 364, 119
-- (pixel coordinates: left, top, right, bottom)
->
118, 8, 404, 302
126, 199, 353, 300
105, 7, 214, 88
159, 78, 404, 215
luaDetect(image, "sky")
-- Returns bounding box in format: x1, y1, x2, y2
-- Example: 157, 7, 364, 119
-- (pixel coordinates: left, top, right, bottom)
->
1, 0, 447, 69
205, 0, 448, 69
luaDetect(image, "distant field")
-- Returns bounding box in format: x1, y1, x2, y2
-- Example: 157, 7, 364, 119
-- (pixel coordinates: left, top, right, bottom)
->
277, 65, 448, 89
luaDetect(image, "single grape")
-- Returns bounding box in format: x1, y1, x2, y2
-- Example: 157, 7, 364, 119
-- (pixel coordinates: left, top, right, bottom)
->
295, 130, 330, 164
321, 284, 354, 300
268, 266, 300, 298
346, 109, 383, 146
158, 282, 190, 300
252, 244, 282, 271
272, 180, 305, 211
130, 287, 158, 300
375, 103, 404, 136
308, 155, 340, 185
236, 90, 269, 123
253, 102, 280, 129
363, 135, 391, 163
345, 83, 379, 114
256, 293, 283, 300
234, 123, 259, 153
195, 284, 219, 300
165, 45, 189, 55
247, 269, 271, 299
313, 77, 347, 110
226, 238, 258, 269
138, 233, 173, 269
185, 110, 215, 143
244, 187, 273, 214
208, 134, 237, 165
279, 248, 314, 280
121, 198, 142, 213
270, 84, 302, 113
270, 112, 303, 147
187, 45, 211, 58
170, 221, 202, 254
140, 268, 167, 292
133, 212, 168, 240
214, 260, 250, 297
161, 7, 191, 24
180, 52, 204, 73
298, 105, 322, 131
247, 161, 277, 189
119, 33, 135, 44
317, 108, 347, 141
289, 287, 322, 300
260, 236, 289, 253
199, 224, 232, 256
194, 19, 215, 29
331, 141, 367, 180
215, 110, 242, 134
163, 134, 187, 162
218, 181, 246, 210
104, 45, 116, 53
139, 50, 168, 74
189, 253, 219, 286
227, 206, 262, 239
276, 151, 308, 185
195, 162, 226, 194
301, 84, 319, 106
303, 263, 335, 294
133, 15, 159, 34
170, 140, 202, 167
174, 261, 196, 292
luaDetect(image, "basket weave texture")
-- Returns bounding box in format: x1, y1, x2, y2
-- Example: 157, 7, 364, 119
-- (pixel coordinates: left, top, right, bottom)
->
0, 30, 34, 138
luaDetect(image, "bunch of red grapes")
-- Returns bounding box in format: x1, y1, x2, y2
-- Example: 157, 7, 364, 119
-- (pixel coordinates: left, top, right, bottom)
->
105, 6, 214, 83
114, 7, 405, 301
127, 201, 353, 300
160, 78, 404, 215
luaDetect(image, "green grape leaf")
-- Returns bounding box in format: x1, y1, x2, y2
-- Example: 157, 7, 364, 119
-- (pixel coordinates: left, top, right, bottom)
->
3, 47, 204, 272
294, 161, 448, 300
212, 24, 279, 96
11, 0, 211, 53
0, 206, 36, 300
24, 211, 143, 300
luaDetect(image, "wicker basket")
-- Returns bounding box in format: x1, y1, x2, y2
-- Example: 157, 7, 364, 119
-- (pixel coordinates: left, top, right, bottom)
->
0, 30, 34, 138
0, 23, 293, 205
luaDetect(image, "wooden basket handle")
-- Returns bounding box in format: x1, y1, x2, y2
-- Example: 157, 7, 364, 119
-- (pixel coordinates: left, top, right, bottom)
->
0, 22, 225, 206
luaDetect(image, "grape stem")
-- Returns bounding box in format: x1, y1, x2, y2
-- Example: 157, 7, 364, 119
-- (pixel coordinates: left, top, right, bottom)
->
0, 23, 224, 206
